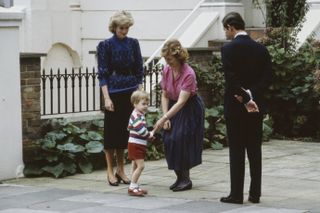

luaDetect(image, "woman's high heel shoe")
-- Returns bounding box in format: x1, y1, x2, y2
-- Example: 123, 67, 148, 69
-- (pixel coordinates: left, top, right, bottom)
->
108, 177, 119, 186
115, 173, 131, 184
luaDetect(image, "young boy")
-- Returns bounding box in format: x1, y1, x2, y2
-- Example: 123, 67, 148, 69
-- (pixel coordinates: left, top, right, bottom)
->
127, 90, 154, 196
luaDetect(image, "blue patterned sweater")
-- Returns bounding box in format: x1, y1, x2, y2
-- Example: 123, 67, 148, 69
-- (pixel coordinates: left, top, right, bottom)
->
97, 35, 144, 94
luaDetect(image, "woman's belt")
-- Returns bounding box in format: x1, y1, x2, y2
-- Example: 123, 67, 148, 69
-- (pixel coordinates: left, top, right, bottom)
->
113, 69, 134, 75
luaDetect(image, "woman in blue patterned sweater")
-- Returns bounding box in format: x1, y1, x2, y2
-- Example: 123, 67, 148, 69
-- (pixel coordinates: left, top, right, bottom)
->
97, 10, 144, 186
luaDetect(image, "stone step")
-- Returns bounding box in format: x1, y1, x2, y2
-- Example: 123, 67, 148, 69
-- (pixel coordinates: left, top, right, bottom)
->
208, 28, 266, 49
246, 27, 266, 40
207, 39, 229, 50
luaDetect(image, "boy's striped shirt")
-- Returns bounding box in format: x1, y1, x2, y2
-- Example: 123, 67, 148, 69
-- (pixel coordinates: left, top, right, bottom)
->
127, 109, 149, 146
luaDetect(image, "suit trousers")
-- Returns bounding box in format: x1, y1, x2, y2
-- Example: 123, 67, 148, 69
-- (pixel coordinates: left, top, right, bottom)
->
226, 113, 263, 199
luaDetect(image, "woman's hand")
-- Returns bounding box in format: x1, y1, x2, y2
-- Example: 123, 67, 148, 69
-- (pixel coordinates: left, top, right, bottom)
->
104, 98, 114, 112
163, 120, 171, 130
153, 117, 166, 132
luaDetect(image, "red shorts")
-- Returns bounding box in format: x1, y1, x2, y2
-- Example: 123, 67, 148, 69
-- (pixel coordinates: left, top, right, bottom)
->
128, 143, 147, 160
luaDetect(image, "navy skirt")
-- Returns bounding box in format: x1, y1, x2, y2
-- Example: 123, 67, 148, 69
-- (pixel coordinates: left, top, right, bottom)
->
163, 95, 205, 170
104, 91, 133, 150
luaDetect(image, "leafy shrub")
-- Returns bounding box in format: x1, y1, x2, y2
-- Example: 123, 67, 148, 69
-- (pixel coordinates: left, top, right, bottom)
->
204, 106, 225, 150
262, 38, 320, 140
145, 109, 165, 160
24, 119, 105, 178
25, 115, 165, 178
191, 54, 224, 107
314, 69, 320, 93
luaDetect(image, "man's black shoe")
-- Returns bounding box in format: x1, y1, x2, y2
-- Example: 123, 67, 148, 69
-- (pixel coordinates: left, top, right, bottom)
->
220, 195, 243, 204
248, 196, 260, 203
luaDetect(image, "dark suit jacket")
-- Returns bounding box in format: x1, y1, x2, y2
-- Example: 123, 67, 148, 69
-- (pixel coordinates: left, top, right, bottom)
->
221, 35, 272, 118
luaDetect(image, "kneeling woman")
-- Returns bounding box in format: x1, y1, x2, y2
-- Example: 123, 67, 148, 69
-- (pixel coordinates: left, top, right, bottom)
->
154, 39, 205, 191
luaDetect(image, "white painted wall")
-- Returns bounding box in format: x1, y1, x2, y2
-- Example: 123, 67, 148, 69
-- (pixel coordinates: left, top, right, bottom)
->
81, 0, 202, 67
12, 0, 268, 68
243, 0, 265, 28
296, 0, 320, 49
0, 6, 24, 180
13, 0, 202, 68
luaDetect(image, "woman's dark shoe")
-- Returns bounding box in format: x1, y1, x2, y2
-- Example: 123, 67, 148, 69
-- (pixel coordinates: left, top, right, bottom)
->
169, 179, 180, 190
248, 195, 260, 203
220, 195, 243, 204
172, 180, 192, 192
115, 173, 131, 184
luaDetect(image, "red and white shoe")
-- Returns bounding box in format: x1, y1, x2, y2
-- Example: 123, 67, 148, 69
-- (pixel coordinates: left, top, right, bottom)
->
138, 187, 148, 194
128, 187, 144, 197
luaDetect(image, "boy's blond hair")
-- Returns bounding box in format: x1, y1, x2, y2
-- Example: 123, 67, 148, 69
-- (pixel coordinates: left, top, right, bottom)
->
131, 90, 150, 105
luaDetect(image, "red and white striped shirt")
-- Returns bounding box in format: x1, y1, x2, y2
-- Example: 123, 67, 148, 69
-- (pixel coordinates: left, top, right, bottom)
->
127, 109, 150, 146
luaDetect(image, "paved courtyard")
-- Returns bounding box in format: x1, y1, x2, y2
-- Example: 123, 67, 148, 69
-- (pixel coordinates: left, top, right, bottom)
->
1, 140, 320, 212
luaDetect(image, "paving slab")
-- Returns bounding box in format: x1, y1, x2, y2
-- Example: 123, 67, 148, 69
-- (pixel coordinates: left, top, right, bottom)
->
0, 209, 58, 213
1, 140, 318, 213
220, 206, 307, 213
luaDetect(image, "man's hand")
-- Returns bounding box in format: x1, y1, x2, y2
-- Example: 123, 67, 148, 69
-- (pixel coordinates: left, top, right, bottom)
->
234, 94, 243, 103
234, 93, 259, 113
244, 100, 259, 113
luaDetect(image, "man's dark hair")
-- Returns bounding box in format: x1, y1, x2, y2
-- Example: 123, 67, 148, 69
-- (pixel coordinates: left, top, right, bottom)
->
222, 12, 245, 30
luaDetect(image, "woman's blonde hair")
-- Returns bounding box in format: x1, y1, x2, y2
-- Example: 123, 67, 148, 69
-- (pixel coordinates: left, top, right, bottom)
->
131, 90, 150, 105
108, 10, 134, 33
161, 39, 189, 64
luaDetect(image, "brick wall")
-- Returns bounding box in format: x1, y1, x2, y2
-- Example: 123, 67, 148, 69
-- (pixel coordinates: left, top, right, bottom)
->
20, 53, 46, 150
188, 47, 216, 70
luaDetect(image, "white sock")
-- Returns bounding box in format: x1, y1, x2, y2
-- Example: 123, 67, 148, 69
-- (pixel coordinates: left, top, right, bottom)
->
129, 182, 138, 189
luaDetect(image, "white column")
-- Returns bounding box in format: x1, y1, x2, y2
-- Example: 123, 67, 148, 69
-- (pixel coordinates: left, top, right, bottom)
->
0, 7, 24, 180
69, 0, 82, 66
308, 0, 320, 9
200, 0, 244, 40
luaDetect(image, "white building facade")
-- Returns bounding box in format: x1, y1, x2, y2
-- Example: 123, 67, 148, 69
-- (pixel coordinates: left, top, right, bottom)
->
12, 0, 266, 69
11, 0, 320, 68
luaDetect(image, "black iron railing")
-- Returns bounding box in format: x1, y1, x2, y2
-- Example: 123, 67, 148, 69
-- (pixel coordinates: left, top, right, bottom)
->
41, 60, 162, 116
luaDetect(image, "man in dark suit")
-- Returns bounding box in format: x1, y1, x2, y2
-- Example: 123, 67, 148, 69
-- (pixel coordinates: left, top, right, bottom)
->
220, 12, 272, 204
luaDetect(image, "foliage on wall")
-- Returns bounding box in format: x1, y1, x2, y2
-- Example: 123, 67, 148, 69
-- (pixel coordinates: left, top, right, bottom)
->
253, 0, 309, 50
255, 0, 320, 140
